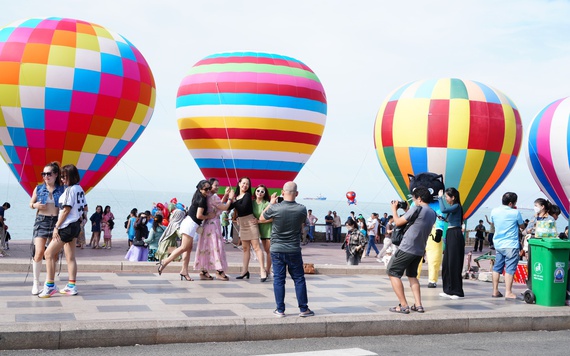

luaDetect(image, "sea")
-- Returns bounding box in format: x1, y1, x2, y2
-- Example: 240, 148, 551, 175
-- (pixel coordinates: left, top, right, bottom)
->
3, 183, 564, 241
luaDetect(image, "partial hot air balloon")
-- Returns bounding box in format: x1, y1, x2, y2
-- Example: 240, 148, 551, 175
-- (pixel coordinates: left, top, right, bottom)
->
176, 51, 327, 194
374, 78, 523, 219
526, 97, 570, 219
346, 191, 356, 205
0, 17, 156, 195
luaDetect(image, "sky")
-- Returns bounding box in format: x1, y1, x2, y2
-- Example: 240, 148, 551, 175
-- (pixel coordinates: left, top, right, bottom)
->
1, 0, 570, 211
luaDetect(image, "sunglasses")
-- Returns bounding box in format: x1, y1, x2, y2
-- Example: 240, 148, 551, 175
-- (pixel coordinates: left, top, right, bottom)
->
256, 189, 265, 194
202, 186, 211, 191
41, 172, 53, 177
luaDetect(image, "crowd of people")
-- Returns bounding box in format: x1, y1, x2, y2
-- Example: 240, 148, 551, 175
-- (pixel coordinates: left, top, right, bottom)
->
11, 163, 570, 315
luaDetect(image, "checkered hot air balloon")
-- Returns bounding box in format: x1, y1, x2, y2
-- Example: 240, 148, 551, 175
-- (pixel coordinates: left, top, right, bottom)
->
0, 17, 156, 195
374, 78, 523, 219
176, 51, 327, 193
526, 98, 570, 219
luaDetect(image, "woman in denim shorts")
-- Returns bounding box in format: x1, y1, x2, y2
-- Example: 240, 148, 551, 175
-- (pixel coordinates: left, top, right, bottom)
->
29, 162, 65, 295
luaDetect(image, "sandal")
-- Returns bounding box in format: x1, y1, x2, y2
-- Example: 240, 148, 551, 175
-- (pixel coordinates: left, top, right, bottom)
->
389, 304, 410, 314
216, 271, 229, 281
200, 271, 214, 280
410, 304, 425, 313
157, 261, 164, 276
491, 292, 503, 298
180, 274, 194, 281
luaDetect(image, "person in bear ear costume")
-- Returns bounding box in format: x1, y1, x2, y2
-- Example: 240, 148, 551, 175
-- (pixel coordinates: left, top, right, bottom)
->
408, 173, 447, 288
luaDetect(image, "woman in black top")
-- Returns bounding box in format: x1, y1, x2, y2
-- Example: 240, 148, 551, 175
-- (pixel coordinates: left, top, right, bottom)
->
89, 205, 103, 248
230, 177, 267, 282
158, 180, 215, 280
438, 187, 465, 299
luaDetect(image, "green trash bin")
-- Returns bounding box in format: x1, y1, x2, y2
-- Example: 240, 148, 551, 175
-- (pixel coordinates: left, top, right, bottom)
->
527, 238, 570, 307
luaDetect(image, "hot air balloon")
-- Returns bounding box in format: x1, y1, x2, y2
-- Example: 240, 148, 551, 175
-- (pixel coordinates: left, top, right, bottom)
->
346, 191, 356, 205
0, 17, 156, 195
526, 97, 570, 219
176, 51, 327, 194
374, 78, 522, 219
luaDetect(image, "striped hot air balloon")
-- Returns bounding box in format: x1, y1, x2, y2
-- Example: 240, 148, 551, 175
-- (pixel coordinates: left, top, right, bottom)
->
374, 78, 523, 219
0, 17, 156, 195
527, 97, 570, 219
176, 51, 327, 193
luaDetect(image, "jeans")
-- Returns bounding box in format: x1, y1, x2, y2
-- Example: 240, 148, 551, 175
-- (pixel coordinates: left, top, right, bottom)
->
271, 251, 309, 313
366, 234, 379, 256
325, 225, 333, 241
333, 226, 341, 242
308, 226, 315, 241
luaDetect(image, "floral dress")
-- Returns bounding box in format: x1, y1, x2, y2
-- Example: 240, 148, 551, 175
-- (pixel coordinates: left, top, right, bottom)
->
193, 194, 228, 271
102, 212, 114, 239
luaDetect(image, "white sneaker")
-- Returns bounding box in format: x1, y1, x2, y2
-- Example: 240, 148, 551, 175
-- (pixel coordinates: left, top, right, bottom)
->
60, 285, 78, 295
439, 292, 451, 298
31, 281, 40, 295
449, 295, 464, 300
38, 284, 58, 298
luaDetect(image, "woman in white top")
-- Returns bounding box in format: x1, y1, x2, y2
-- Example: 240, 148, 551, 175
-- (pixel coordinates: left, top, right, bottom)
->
38, 164, 87, 298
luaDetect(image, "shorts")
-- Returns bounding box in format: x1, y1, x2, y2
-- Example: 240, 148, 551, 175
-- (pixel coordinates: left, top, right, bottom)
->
59, 220, 81, 243
33, 215, 58, 238
180, 216, 201, 243
493, 248, 520, 275
386, 249, 423, 278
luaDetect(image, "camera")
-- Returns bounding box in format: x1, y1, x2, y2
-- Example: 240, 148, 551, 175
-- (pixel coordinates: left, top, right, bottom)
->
397, 201, 408, 210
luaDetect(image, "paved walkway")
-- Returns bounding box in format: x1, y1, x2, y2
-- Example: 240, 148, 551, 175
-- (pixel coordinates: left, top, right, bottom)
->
1, 240, 569, 350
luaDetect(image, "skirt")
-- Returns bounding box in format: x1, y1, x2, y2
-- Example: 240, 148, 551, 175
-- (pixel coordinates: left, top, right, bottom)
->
238, 214, 260, 241
125, 245, 149, 262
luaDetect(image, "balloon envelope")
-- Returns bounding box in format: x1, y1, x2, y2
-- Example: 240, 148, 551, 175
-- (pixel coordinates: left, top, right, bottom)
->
526, 97, 570, 219
176, 51, 326, 193
0, 17, 156, 195
374, 78, 522, 219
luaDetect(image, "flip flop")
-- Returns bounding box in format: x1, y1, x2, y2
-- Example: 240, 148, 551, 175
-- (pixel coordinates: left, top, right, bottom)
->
491, 292, 503, 298
505, 295, 524, 301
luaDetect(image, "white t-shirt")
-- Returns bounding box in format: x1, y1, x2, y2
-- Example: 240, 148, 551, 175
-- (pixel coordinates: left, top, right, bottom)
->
58, 184, 87, 229
367, 217, 379, 236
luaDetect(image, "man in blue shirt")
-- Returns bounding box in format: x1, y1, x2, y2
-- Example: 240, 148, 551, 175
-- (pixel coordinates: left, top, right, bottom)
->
490, 192, 525, 300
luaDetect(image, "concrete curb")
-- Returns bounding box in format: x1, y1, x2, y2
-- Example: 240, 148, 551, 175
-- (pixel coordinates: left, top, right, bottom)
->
2, 311, 570, 350
0, 259, 389, 275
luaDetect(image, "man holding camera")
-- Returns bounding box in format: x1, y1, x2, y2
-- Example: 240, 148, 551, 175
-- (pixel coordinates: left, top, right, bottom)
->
387, 187, 436, 314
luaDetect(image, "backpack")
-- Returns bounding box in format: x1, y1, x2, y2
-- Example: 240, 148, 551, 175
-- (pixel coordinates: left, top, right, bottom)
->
124, 216, 129, 229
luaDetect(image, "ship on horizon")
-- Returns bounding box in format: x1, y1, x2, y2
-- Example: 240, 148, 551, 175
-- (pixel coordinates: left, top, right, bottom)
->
303, 194, 327, 201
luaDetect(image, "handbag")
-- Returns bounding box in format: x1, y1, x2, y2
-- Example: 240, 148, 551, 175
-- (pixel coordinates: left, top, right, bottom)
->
132, 239, 146, 247
391, 207, 422, 246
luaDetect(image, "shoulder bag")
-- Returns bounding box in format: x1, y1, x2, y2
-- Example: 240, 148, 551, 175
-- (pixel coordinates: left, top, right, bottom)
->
391, 207, 422, 246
